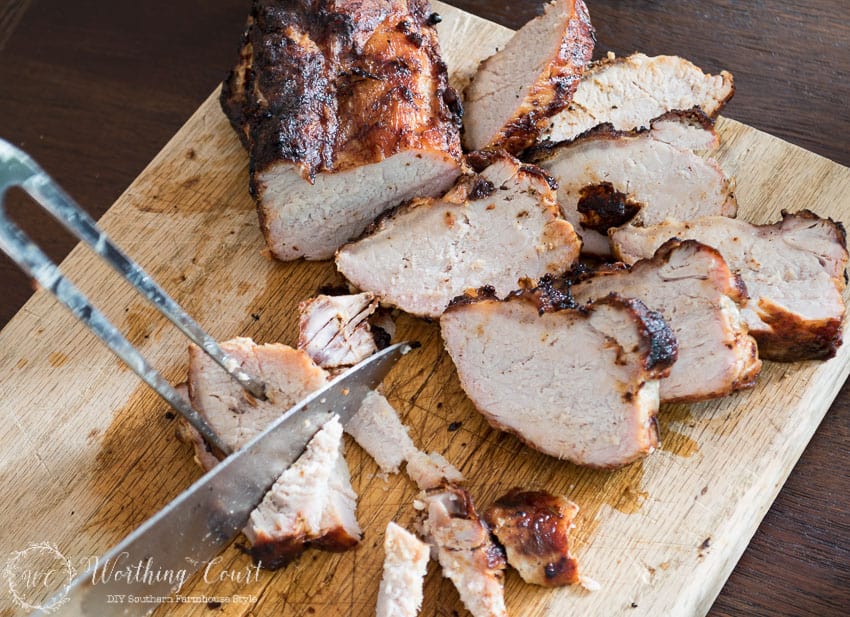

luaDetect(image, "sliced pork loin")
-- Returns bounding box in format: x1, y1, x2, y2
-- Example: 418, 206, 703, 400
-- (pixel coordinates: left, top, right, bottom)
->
611, 211, 849, 361
541, 52, 734, 144
420, 485, 508, 617
483, 489, 580, 587
572, 239, 762, 402
346, 389, 417, 474
376, 522, 430, 617
463, 0, 594, 153
187, 338, 330, 451
441, 289, 677, 467
406, 451, 464, 490
336, 153, 581, 318
298, 292, 379, 369
221, 0, 463, 261
529, 114, 736, 256
245, 416, 362, 569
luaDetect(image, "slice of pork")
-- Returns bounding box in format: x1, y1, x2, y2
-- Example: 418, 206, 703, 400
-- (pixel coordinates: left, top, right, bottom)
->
611, 211, 849, 361
221, 0, 463, 261
336, 153, 581, 318
441, 289, 677, 467
298, 292, 379, 368
187, 338, 329, 451
245, 416, 361, 569
530, 116, 736, 256
463, 0, 594, 153
346, 390, 417, 474
572, 239, 761, 402
376, 522, 430, 617
483, 489, 580, 587
541, 52, 734, 144
420, 485, 508, 617
406, 451, 464, 490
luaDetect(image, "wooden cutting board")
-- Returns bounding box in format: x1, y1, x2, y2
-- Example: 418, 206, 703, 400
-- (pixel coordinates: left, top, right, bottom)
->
1, 2, 849, 616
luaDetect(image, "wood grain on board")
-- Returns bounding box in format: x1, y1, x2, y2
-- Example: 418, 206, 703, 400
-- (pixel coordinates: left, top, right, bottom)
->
0, 2, 849, 616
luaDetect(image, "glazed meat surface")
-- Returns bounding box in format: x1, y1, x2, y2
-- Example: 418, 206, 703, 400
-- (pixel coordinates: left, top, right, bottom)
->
420, 485, 508, 617
336, 153, 581, 318
611, 211, 849, 361
541, 52, 734, 144
573, 239, 762, 402
441, 290, 677, 467
483, 489, 580, 587
221, 0, 463, 260
463, 0, 594, 153
376, 522, 431, 617
530, 115, 736, 256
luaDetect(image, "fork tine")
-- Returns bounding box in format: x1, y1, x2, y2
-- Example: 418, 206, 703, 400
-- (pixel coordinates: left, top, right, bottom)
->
0, 139, 267, 401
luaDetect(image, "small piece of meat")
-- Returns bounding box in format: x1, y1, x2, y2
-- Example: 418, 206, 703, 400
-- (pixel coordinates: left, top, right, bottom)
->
611, 211, 849, 361
187, 338, 329, 451
530, 115, 736, 256
336, 152, 581, 318
406, 451, 464, 490
572, 239, 762, 402
483, 489, 580, 587
441, 291, 677, 468
541, 52, 734, 144
298, 292, 379, 368
221, 0, 463, 261
463, 0, 594, 153
346, 390, 417, 474
245, 416, 361, 569
648, 109, 720, 151
375, 522, 430, 617
420, 485, 508, 617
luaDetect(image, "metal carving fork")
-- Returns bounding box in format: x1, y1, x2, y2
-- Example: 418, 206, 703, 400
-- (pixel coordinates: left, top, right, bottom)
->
0, 138, 262, 456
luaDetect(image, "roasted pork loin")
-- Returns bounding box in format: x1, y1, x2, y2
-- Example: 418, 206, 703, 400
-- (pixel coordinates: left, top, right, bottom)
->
336, 153, 581, 318
463, 0, 594, 153
346, 389, 417, 474
530, 115, 736, 256
573, 239, 761, 402
441, 289, 677, 467
376, 522, 430, 617
420, 485, 508, 617
298, 292, 379, 368
221, 0, 463, 260
483, 489, 580, 587
541, 52, 734, 144
245, 416, 362, 569
187, 338, 329, 451
611, 211, 849, 361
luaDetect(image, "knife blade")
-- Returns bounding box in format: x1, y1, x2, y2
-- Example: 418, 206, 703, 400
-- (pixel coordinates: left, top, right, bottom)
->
38, 342, 413, 616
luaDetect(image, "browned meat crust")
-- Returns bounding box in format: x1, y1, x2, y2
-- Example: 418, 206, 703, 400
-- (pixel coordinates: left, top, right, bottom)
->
576, 182, 642, 231
483, 489, 580, 587
221, 0, 462, 182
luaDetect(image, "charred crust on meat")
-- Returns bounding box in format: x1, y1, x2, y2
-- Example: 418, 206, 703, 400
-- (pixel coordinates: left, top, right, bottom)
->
519, 164, 559, 191
577, 182, 642, 231
447, 286, 500, 310
593, 294, 678, 371
468, 178, 496, 200
221, 0, 462, 181
756, 299, 843, 361
653, 107, 716, 132
249, 534, 309, 570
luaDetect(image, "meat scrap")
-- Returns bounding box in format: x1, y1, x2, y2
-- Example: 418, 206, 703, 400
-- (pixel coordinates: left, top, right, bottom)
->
221, 0, 463, 260
420, 485, 508, 617
529, 115, 736, 256
245, 416, 362, 569
376, 522, 430, 617
483, 489, 580, 587
541, 52, 734, 144
298, 292, 380, 369
441, 290, 677, 468
463, 0, 595, 153
572, 239, 762, 402
336, 152, 581, 318
611, 211, 849, 361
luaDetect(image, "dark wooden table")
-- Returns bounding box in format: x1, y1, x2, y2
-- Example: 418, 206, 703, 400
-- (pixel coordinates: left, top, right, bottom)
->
1, 1, 848, 615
